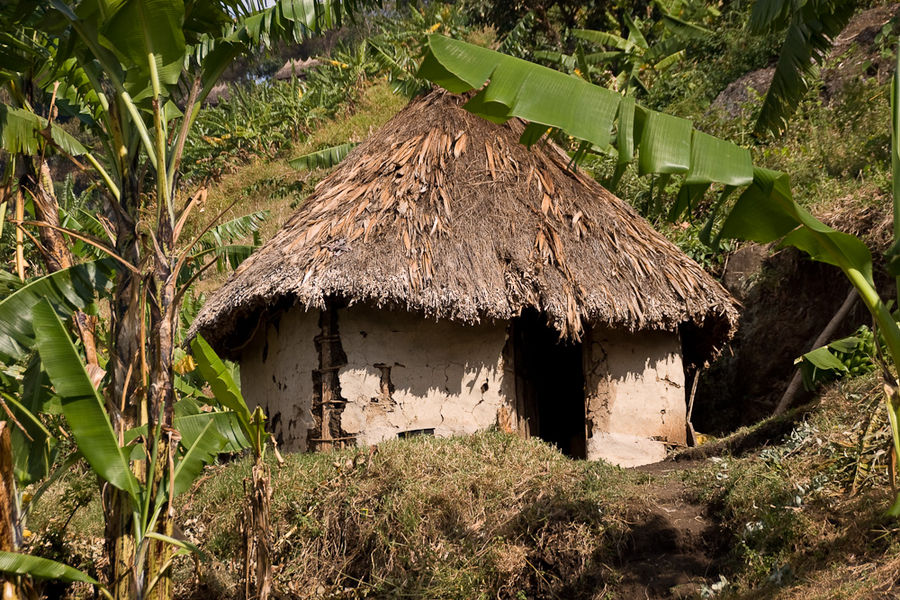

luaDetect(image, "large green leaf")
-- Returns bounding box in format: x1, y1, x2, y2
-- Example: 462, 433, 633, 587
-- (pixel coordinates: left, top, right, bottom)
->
635, 107, 692, 175
174, 398, 250, 453
752, 0, 855, 135
166, 417, 225, 500
418, 35, 755, 187
289, 143, 359, 171
189, 335, 253, 431
686, 131, 753, 186
0, 551, 99, 585
8, 355, 58, 486
0, 259, 115, 362
32, 299, 140, 501
0, 104, 87, 156
101, 0, 186, 88
719, 168, 874, 284
419, 35, 621, 149
190, 335, 266, 450
572, 28, 631, 51
205, 210, 268, 246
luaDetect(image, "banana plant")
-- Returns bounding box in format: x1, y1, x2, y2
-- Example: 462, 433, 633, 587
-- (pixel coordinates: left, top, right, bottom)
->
0, 299, 228, 598
749, 0, 857, 136
1, 2, 378, 597
418, 34, 900, 515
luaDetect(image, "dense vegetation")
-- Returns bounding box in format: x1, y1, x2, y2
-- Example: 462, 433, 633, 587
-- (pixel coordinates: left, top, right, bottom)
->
4, 0, 900, 598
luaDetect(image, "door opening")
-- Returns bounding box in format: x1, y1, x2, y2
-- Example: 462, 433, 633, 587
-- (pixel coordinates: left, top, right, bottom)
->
512, 310, 587, 458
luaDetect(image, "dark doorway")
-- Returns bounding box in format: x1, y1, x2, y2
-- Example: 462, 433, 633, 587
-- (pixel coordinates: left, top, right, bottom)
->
512, 310, 587, 458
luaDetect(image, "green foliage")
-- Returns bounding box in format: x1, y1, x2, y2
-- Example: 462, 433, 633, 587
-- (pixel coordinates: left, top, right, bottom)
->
536, 8, 713, 95
190, 335, 267, 457
0, 260, 115, 363
798, 326, 878, 391
288, 142, 358, 170
0, 551, 100, 586
32, 299, 140, 500
750, 0, 857, 135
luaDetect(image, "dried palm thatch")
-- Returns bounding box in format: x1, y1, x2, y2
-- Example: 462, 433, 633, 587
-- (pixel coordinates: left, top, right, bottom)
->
192, 90, 738, 362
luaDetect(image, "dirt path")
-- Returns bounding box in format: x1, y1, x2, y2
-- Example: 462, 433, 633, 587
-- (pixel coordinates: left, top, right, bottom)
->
613, 461, 726, 599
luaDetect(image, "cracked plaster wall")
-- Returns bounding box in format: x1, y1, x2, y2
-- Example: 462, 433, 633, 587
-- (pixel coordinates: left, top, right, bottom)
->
584, 326, 685, 467
239, 305, 687, 467
336, 305, 511, 445
240, 309, 320, 451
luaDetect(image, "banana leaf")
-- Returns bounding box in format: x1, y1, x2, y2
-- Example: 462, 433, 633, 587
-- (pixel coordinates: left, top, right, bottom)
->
418, 35, 755, 188
190, 335, 265, 450
289, 142, 359, 171
0, 259, 115, 362
168, 417, 225, 499
32, 299, 140, 502
0, 551, 99, 584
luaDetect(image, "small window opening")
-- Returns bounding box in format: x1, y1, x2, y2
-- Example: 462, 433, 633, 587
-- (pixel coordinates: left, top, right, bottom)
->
398, 428, 435, 439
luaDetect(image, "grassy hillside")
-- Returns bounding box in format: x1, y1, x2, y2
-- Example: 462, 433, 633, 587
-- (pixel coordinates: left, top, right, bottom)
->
26, 377, 900, 599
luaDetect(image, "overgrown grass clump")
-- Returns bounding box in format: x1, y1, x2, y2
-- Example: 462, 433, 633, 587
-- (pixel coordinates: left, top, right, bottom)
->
684, 373, 900, 599
177, 432, 645, 599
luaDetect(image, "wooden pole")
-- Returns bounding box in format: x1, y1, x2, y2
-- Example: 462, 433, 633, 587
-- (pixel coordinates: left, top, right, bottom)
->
774, 288, 859, 415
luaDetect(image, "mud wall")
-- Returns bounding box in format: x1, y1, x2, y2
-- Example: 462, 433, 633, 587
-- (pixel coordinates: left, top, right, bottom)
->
240, 304, 513, 450
240, 304, 688, 466
583, 326, 686, 467
240, 308, 320, 451
336, 305, 512, 445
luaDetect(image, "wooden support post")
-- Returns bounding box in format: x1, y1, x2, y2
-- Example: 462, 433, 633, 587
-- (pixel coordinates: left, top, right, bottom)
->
312, 306, 351, 451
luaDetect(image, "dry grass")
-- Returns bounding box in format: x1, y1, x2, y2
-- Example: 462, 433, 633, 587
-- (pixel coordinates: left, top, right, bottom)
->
176, 432, 646, 599
22, 387, 900, 600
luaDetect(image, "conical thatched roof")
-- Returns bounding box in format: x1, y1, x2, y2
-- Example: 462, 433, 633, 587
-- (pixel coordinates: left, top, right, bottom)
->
192, 90, 738, 363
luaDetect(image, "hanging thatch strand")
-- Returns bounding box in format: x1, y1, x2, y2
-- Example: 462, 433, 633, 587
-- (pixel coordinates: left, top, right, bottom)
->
192, 90, 738, 362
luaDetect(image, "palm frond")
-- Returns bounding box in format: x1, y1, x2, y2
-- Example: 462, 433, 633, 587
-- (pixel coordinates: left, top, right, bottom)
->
754, 0, 855, 136
289, 142, 359, 170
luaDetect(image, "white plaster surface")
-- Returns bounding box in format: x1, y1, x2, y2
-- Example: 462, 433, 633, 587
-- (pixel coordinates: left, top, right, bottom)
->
238, 304, 687, 467
337, 305, 511, 445
583, 326, 686, 466
240, 309, 320, 451
589, 432, 668, 468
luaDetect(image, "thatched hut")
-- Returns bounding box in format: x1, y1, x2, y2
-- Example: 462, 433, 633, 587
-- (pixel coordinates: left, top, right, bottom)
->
273, 57, 322, 81
192, 90, 738, 467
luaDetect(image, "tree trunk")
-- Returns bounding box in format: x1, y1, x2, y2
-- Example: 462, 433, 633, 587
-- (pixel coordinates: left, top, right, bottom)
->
27, 161, 103, 381
104, 187, 143, 600
145, 261, 177, 600
103, 487, 137, 600
0, 422, 22, 600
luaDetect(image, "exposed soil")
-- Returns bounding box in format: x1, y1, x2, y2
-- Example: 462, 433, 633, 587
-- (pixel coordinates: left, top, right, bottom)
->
695, 246, 868, 433
612, 461, 727, 599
